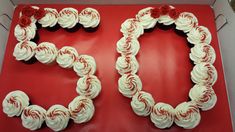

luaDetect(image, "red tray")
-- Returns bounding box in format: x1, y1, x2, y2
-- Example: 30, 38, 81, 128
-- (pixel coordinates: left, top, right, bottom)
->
0, 4, 233, 132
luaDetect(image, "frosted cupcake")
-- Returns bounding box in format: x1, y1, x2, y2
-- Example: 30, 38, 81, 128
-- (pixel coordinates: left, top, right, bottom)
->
118, 73, 142, 98
174, 102, 201, 129
190, 43, 216, 64
175, 12, 198, 33
2, 90, 29, 117
158, 5, 179, 27
79, 8, 100, 32
131, 91, 155, 116
56, 46, 79, 68
73, 55, 96, 77
38, 8, 59, 31
14, 15, 37, 42
68, 96, 95, 123
116, 55, 139, 75
120, 18, 144, 38
136, 7, 159, 31
187, 26, 212, 45
58, 8, 80, 32
76, 75, 101, 99
191, 63, 218, 86
189, 84, 217, 111
46, 105, 70, 131
150, 103, 175, 129
35, 42, 58, 64
13, 40, 37, 64
116, 36, 140, 56
21, 105, 46, 131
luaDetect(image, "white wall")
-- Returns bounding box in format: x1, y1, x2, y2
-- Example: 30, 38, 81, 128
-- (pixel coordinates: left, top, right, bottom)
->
0, 0, 14, 72
213, 0, 235, 128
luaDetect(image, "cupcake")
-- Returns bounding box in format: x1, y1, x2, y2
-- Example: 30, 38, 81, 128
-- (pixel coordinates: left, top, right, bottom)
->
174, 102, 201, 129
79, 7, 100, 32
191, 63, 218, 86
131, 91, 155, 116
56, 46, 79, 68
136, 7, 158, 31
150, 103, 175, 129
38, 8, 59, 31
175, 12, 198, 33
118, 73, 142, 98
20, 5, 39, 23
2, 90, 29, 117
189, 84, 217, 111
35, 42, 58, 65
58, 8, 80, 32
189, 43, 216, 64
46, 105, 70, 131
21, 105, 46, 131
120, 18, 144, 38
158, 5, 179, 27
116, 36, 140, 56
73, 55, 96, 77
116, 55, 139, 75
13, 40, 37, 64
34, 8, 46, 28
76, 75, 101, 99
68, 96, 95, 124
187, 26, 212, 45
14, 15, 37, 42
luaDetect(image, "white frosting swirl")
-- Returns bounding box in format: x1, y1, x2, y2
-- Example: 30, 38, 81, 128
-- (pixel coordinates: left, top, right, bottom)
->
21, 105, 46, 131
116, 55, 139, 75
136, 7, 158, 29
116, 36, 140, 56
79, 8, 100, 28
68, 96, 95, 123
13, 41, 37, 61
56, 46, 78, 68
35, 42, 58, 64
158, 15, 175, 25
118, 73, 142, 98
190, 43, 216, 64
14, 23, 36, 41
76, 75, 101, 99
73, 55, 96, 77
46, 105, 70, 131
189, 84, 217, 111
174, 102, 201, 129
131, 91, 155, 116
2, 90, 29, 117
38, 8, 59, 28
187, 26, 212, 45
150, 103, 175, 129
191, 63, 218, 86
58, 8, 79, 29
120, 18, 144, 38
175, 12, 198, 33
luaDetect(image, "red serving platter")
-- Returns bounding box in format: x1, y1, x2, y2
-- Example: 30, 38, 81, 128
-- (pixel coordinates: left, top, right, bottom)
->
0, 4, 233, 132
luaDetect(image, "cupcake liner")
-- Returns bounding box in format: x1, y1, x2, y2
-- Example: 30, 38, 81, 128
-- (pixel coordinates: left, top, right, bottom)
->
174, 28, 187, 37
45, 24, 60, 32
156, 23, 175, 31
65, 24, 81, 33
83, 24, 100, 33
31, 32, 40, 44
22, 56, 37, 65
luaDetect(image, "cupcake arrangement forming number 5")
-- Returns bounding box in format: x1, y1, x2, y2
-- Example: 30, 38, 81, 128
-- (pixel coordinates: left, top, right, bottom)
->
3, 5, 101, 131
116, 5, 217, 129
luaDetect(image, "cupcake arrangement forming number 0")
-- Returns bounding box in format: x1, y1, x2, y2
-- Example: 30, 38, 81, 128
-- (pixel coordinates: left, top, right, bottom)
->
3, 5, 101, 131
116, 5, 218, 129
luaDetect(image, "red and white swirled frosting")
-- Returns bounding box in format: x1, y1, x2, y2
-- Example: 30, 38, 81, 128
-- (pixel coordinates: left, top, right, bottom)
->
58, 8, 79, 29
35, 42, 58, 64
68, 96, 95, 123
56, 46, 79, 68
73, 55, 96, 77
79, 8, 100, 28
2, 90, 29, 117
116, 5, 217, 129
